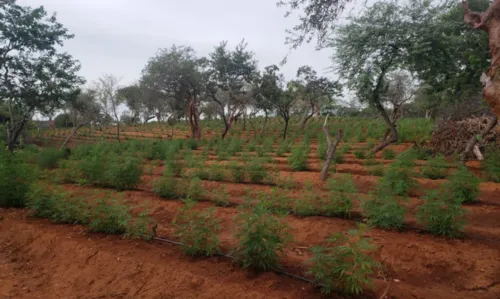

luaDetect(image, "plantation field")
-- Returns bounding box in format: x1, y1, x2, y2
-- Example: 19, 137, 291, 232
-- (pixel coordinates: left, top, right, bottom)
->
2, 118, 500, 299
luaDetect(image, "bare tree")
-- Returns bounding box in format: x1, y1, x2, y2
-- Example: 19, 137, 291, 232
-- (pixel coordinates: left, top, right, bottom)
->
96, 74, 122, 141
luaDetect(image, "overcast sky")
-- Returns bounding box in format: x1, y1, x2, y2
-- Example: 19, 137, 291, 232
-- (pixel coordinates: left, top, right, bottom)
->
17, 0, 351, 86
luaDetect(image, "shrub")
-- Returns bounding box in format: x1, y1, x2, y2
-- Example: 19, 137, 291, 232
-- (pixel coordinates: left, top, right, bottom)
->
362, 193, 406, 230
230, 162, 245, 183
342, 144, 352, 154
165, 159, 183, 177
335, 152, 345, 164
445, 166, 480, 204
382, 149, 396, 160
174, 199, 221, 256
36, 148, 65, 169
187, 177, 204, 201
369, 165, 385, 177
417, 190, 466, 238
307, 224, 378, 295
484, 145, 500, 182
248, 159, 267, 184
234, 200, 291, 271
276, 141, 290, 157
106, 156, 143, 190
288, 147, 308, 171
420, 154, 448, 180
324, 175, 357, 217
209, 164, 225, 182
152, 172, 180, 199
354, 150, 366, 159
378, 162, 416, 196
0, 151, 35, 207
317, 140, 327, 160
27, 184, 89, 224
88, 197, 131, 235
214, 186, 230, 207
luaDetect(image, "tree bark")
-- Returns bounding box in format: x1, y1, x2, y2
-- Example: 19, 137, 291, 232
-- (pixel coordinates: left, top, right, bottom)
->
188, 99, 202, 140
300, 112, 314, 130
460, 115, 498, 162
60, 123, 84, 150
320, 115, 344, 181
7, 120, 27, 153
260, 111, 268, 135
282, 118, 289, 140
463, 0, 500, 118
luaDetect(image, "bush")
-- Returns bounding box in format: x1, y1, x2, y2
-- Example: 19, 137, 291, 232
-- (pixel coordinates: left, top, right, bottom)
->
335, 152, 345, 164
209, 164, 225, 182
369, 165, 385, 177
230, 162, 245, 183
354, 150, 366, 159
152, 171, 180, 199
293, 183, 321, 216
214, 186, 230, 207
106, 156, 143, 190
445, 166, 480, 204
417, 190, 466, 238
288, 147, 308, 171
234, 200, 291, 271
89, 197, 131, 235
276, 141, 290, 157
362, 193, 406, 230
323, 175, 357, 217
484, 145, 500, 182
187, 177, 204, 201
378, 159, 416, 196
382, 149, 396, 160
0, 151, 35, 207
420, 154, 448, 180
174, 199, 221, 256
307, 224, 378, 295
248, 159, 267, 184
36, 148, 65, 169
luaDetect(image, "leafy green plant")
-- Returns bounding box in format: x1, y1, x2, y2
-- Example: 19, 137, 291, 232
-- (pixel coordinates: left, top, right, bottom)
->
88, 196, 131, 235
307, 224, 378, 295
106, 156, 143, 190
187, 177, 204, 201
417, 190, 466, 238
362, 193, 406, 230
420, 154, 448, 180
174, 199, 221, 256
230, 162, 245, 183
323, 175, 357, 217
0, 151, 35, 207
353, 150, 366, 159
248, 159, 267, 184
36, 148, 65, 169
379, 161, 416, 196
368, 165, 385, 177
382, 149, 396, 160
444, 166, 480, 204
288, 147, 308, 171
484, 145, 500, 182
152, 171, 180, 199
234, 200, 291, 271
209, 164, 225, 182
214, 186, 230, 207
335, 152, 345, 164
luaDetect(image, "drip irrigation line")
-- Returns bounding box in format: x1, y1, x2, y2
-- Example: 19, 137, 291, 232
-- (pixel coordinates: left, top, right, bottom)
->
151, 235, 315, 285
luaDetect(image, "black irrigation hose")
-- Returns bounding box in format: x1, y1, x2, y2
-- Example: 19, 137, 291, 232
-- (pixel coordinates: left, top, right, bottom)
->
152, 236, 315, 285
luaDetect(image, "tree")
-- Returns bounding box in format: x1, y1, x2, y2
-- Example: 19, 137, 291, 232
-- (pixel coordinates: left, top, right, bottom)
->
463, 0, 500, 118
278, 81, 298, 140
96, 74, 122, 141
256, 65, 282, 134
296, 66, 341, 130
385, 70, 416, 121
117, 84, 143, 124
332, 1, 409, 154
207, 40, 259, 139
0, 0, 84, 152
141, 45, 208, 139
60, 89, 102, 149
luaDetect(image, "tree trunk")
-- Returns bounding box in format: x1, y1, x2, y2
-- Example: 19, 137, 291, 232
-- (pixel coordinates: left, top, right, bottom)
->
320, 116, 344, 181
117, 122, 120, 142
300, 112, 313, 130
60, 123, 84, 150
463, 0, 500, 118
460, 115, 498, 162
188, 99, 202, 140
282, 118, 289, 140
260, 111, 268, 135
221, 124, 230, 139
243, 111, 247, 131
7, 120, 27, 153
370, 101, 398, 155
425, 109, 433, 119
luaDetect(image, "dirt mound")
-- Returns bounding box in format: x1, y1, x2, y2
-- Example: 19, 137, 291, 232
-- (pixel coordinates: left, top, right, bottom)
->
0, 210, 316, 299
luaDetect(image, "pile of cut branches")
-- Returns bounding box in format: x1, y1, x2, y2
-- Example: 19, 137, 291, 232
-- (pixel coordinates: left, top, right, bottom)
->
430, 116, 499, 157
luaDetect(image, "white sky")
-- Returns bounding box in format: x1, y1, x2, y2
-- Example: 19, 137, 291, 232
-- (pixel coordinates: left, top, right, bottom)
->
17, 0, 357, 86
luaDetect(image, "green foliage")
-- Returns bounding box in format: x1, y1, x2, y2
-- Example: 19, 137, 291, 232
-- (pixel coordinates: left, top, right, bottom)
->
307, 224, 378, 295
89, 197, 131, 235
323, 175, 357, 217
248, 159, 267, 184
165, 159, 183, 177
106, 156, 143, 191
417, 190, 466, 238
484, 145, 500, 183
152, 172, 181, 199
288, 146, 308, 171
382, 149, 396, 160
334, 152, 345, 164
276, 141, 290, 157
353, 150, 365, 160
0, 150, 35, 207
174, 200, 221, 256
234, 200, 291, 271
369, 165, 385, 177
214, 186, 230, 207
36, 148, 65, 169
209, 164, 225, 181
379, 154, 417, 196
230, 162, 245, 183
444, 166, 480, 204
420, 154, 448, 180
187, 177, 204, 201
363, 193, 406, 230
